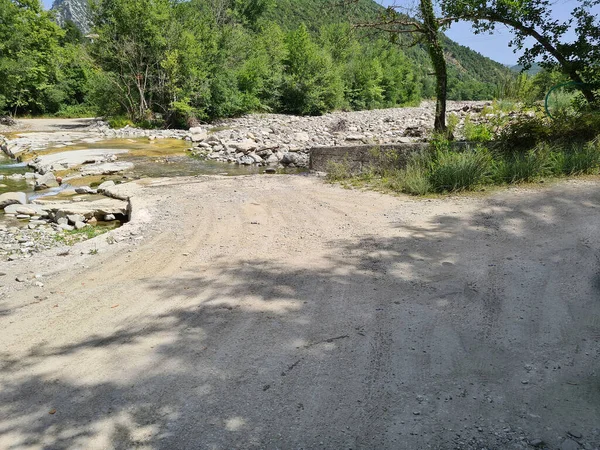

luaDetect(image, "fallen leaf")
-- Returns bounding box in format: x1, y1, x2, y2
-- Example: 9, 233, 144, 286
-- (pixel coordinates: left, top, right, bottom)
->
48, 409, 56, 415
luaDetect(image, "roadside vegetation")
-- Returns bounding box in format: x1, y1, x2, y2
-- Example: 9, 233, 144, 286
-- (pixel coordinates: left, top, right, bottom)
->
327, 105, 600, 195
2, 0, 587, 129
53, 225, 116, 245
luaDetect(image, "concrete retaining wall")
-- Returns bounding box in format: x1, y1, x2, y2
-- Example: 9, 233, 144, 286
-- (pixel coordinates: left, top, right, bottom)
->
309, 144, 428, 172
309, 142, 472, 172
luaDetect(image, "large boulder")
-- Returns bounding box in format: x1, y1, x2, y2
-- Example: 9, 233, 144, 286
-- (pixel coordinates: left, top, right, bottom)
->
190, 131, 208, 143
74, 186, 98, 195
29, 149, 129, 174
0, 191, 27, 209
4, 203, 47, 216
234, 139, 258, 154
294, 131, 310, 142
281, 152, 309, 167
34, 172, 59, 190
97, 180, 115, 193
237, 155, 255, 165
79, 161, 134, 176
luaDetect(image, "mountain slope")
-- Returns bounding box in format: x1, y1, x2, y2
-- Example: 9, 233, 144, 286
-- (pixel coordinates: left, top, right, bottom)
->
51, 0, 92, 34
511, 63, 542, 75
50, 0, 512, 99
264, 0, 511, 99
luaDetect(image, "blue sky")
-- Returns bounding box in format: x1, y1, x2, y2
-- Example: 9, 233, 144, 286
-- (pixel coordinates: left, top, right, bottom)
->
41, 0, 596, 66
379, 0, 597, 65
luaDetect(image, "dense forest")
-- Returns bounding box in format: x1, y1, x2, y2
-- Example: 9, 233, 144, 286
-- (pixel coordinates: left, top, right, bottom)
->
1, 0, 527, 126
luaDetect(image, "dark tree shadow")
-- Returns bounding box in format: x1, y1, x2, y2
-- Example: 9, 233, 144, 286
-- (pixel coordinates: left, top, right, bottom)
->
1, 185, 600, 449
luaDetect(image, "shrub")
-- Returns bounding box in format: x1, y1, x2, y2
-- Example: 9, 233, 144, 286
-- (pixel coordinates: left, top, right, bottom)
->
55, 104, 96, 118
107, 116, 134, 129
447, 113, 459, 137
429, 132, 452, 152
498, 112, 600, 151
463, 116, 493, 142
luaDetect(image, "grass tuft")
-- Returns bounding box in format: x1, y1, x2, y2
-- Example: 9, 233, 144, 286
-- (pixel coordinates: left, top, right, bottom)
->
429, 147, 492, 192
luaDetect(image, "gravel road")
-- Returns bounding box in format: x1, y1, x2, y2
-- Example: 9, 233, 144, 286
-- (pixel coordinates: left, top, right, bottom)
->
1, 175, 599, 450
0, 118, 97, 133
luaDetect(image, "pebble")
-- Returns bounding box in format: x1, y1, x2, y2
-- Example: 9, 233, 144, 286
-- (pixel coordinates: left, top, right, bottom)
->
560, 438, 581, 450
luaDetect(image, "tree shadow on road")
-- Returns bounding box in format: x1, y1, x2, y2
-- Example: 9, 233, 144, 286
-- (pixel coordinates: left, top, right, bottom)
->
2, 184, 600, 449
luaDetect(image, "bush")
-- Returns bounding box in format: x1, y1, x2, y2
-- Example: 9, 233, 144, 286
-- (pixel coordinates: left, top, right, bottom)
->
55, 104, 96, 118
107, 116, 134, 129
463, 116, 493, 142
498, 112, 600, 151
326, 136, 599, 197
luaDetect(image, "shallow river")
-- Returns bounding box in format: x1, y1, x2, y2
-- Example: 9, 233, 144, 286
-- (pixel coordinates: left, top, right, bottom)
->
0, 137, 274, 199
0, 136, 293, 228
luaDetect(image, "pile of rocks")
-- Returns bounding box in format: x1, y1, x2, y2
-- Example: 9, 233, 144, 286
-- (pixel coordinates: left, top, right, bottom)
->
0, 222, 62, 261
0, 186, 127, 260
1, 101, 499, 171
184, 100, 494, 168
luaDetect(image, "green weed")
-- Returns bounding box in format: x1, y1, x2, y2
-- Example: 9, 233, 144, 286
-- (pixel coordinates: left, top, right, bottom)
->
553, 140, 600, 175
54, 225, 114, 246
107, 116, 134, 129
325, 158, 353, 182
492, 145, 551, 183
463, 116, 493, 142
394, 165, 431, 195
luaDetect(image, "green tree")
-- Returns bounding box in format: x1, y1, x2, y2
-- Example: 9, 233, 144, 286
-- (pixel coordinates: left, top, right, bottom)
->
281, 23, 344, 115
0, 0, 64, 115
347, 0, 451, 132
441, 0, 600, 105
91, 0, 177, 121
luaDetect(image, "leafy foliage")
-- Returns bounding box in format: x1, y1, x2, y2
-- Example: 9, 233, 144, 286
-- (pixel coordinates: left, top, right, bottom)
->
0, 0, 528, 122
0, 0, 64, 115
442, 0, 600, 105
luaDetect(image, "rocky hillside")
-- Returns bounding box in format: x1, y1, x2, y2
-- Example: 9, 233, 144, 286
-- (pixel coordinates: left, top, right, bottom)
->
50, 0, 92, 34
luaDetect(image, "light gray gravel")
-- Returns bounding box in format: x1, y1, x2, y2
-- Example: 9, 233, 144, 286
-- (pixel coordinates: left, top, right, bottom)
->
0, 175, 599, 449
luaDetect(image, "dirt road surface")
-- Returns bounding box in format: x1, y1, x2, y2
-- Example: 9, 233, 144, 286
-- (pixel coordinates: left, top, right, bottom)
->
1, 118, 97, 133
1, 175, 599, 449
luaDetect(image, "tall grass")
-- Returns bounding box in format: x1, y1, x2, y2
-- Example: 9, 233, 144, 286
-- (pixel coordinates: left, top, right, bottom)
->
429, 147, 492, 192
325, 136, 600, 196
553, 140, 600, 175
493, 145, 551, 183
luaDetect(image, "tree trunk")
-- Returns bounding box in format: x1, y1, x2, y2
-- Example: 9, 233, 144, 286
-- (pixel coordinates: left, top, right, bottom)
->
420, 0, 448, 133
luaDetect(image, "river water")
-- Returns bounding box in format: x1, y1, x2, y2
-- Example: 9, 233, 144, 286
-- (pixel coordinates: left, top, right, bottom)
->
0, 137, 271, 198
0, 135, 291, 228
